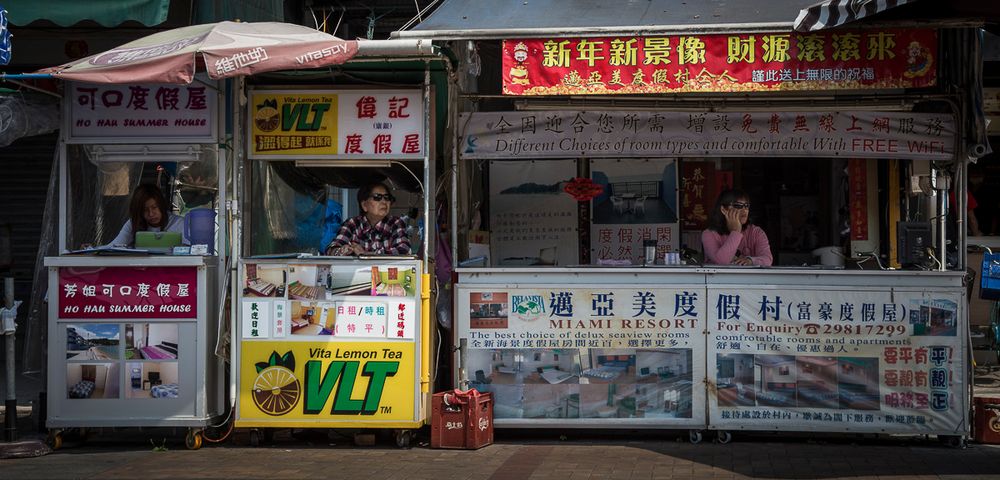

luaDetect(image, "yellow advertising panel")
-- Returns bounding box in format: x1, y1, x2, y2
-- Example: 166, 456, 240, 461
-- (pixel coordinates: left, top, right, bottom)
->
238, 340, 416, 426
250, 91, 339, 156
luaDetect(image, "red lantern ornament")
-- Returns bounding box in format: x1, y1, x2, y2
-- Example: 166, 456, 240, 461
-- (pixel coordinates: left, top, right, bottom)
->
563, 177, 604, 202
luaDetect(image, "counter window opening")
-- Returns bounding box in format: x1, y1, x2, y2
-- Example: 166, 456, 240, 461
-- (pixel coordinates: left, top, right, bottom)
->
460, 154, 963, 271
63, 143, 221, 255
244, 160, 424, 257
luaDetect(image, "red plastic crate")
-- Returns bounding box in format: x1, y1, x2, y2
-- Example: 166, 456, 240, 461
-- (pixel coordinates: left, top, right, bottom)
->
974, 396, 1000, 444
431, 390, 493, 449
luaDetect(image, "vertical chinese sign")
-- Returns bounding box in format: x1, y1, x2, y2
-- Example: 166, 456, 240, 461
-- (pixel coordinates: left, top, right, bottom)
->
848, 159, 868, 241
680, 161, 715, 231
248, 89, 425, 160
502, 29, 937, 95
457, 285, 707, 426
69, 81, 217, 142
707, 287, 965, 434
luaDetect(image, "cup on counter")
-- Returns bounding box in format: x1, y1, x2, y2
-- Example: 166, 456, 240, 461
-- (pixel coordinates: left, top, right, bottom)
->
643, 240, 658, 265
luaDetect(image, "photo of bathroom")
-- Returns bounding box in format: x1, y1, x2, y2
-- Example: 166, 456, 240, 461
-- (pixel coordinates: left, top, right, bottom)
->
466, 347, 693, 419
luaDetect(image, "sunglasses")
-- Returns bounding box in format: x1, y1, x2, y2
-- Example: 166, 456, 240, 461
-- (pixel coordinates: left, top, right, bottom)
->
727, 202, 750, 210
370, 193, 395, 202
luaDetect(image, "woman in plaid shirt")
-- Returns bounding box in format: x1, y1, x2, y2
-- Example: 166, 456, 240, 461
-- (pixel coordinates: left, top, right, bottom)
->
325, 182, 412, 255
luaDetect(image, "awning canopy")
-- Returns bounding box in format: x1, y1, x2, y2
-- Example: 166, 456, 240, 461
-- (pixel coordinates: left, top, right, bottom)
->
794, 0, 916, 32
394, 0, 817, 39
5, 0, 171, 27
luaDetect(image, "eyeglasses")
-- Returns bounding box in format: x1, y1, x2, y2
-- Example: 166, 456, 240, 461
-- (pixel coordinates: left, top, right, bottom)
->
728, 202, 751, 210
370, 193, 395, 202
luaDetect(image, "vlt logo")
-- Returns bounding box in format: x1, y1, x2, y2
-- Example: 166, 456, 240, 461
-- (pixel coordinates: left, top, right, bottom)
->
251, 350, 399, 416
281, 102, 331, 132
511, 294, 545, 322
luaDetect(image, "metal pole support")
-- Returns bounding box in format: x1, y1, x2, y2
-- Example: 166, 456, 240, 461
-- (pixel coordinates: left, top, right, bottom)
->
4, 277, 16, 442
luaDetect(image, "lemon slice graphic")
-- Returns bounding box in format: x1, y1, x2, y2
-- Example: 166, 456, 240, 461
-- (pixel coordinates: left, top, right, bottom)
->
252, 365, 300, 416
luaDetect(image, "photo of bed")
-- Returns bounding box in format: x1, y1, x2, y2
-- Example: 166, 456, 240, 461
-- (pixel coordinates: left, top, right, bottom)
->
755, 355, 797, 407
289, 300, 327, 335
127, 362, 180, 399
716, 353, 755, 407
65, 324, 119, 360
466, 347, 693, 419
838, 357, 880, 410
66, 363, 119, 399
124, 323, 178, 360
795, 356, 840, 408
244, 264, 286, 298
286, 265, 325, 300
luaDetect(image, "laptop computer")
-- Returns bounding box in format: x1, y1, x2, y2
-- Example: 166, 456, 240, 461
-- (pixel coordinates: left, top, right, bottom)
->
134, 231, 183, 252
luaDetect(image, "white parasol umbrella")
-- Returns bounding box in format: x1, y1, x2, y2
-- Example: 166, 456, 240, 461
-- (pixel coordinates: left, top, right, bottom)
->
36, 21, 359, 84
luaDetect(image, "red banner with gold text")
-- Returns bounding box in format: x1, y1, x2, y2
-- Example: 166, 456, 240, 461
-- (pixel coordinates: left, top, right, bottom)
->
503, 29, 936, 95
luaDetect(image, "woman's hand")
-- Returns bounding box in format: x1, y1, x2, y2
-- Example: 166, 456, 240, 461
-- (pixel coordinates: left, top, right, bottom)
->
731, 255, 753, 266
724, 207, 743, 233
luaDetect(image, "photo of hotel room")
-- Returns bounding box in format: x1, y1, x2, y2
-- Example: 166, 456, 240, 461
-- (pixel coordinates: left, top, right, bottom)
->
716, 353, 755, 407
467, 348, 694, 420
465, 348, 581, 418
755, 355, 797, 407
838, 357, 880, 410
910, 300, 958, 336
469, 292, 509, 329
289, 300, 329, 335
322, 265, 374, 296
66, 363, 120, 399
796, 356, 840, 408
124, 323, 179, 360
287, 265, 325, 300
127, 361, 180, 399
244, 264, 286, 298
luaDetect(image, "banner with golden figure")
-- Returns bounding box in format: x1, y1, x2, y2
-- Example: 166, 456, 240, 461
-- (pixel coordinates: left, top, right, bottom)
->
503, 29, 936, 95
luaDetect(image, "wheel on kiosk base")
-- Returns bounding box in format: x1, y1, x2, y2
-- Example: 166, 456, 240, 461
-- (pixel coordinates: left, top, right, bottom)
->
394, 429, 413, 448
249, 429, 264, 448
185, 429, 204, 450
688, 429, 704, 444
47, 429, 63, 450
716, 430, 733, 444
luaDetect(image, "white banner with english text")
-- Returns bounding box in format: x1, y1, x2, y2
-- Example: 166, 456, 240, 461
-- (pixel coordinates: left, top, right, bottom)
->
461, 111, 954, 160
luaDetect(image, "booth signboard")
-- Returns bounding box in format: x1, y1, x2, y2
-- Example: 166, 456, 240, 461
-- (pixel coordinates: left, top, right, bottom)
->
248, 89, 425, 160
58, 266, 198, 319
707, 287, 966, 434
458, 285, 707, 426
461, 111, 955, 160
235, 260, 424, 428
67, 82, 217, 142
502, 28, 937, 95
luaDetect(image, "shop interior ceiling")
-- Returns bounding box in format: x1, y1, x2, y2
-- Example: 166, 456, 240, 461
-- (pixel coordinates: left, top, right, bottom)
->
293, 0, 439, 39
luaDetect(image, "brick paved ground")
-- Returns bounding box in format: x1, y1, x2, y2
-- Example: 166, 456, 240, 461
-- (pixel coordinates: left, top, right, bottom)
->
1, 428, 999, 480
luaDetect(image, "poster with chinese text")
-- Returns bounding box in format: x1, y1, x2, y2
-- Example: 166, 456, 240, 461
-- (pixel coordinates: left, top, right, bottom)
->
489, 160, 579, 266
707, 287, 965, 434
458, 285, 707, 426
590, 158, 679, 264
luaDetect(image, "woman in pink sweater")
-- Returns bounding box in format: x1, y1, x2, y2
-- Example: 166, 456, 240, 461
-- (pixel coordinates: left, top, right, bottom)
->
701, 189, 773, 266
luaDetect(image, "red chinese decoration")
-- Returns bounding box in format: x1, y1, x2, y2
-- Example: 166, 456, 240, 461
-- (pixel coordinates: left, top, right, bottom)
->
563, 177, 604, 201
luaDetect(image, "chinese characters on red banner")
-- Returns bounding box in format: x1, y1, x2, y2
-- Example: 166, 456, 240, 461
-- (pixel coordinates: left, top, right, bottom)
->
58, 267, 198, 319
503, 29, 937, 95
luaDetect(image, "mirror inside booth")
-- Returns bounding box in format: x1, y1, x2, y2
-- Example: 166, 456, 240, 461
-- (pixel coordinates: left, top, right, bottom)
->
64, 143, 221, 255
246, 160, 424, 257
